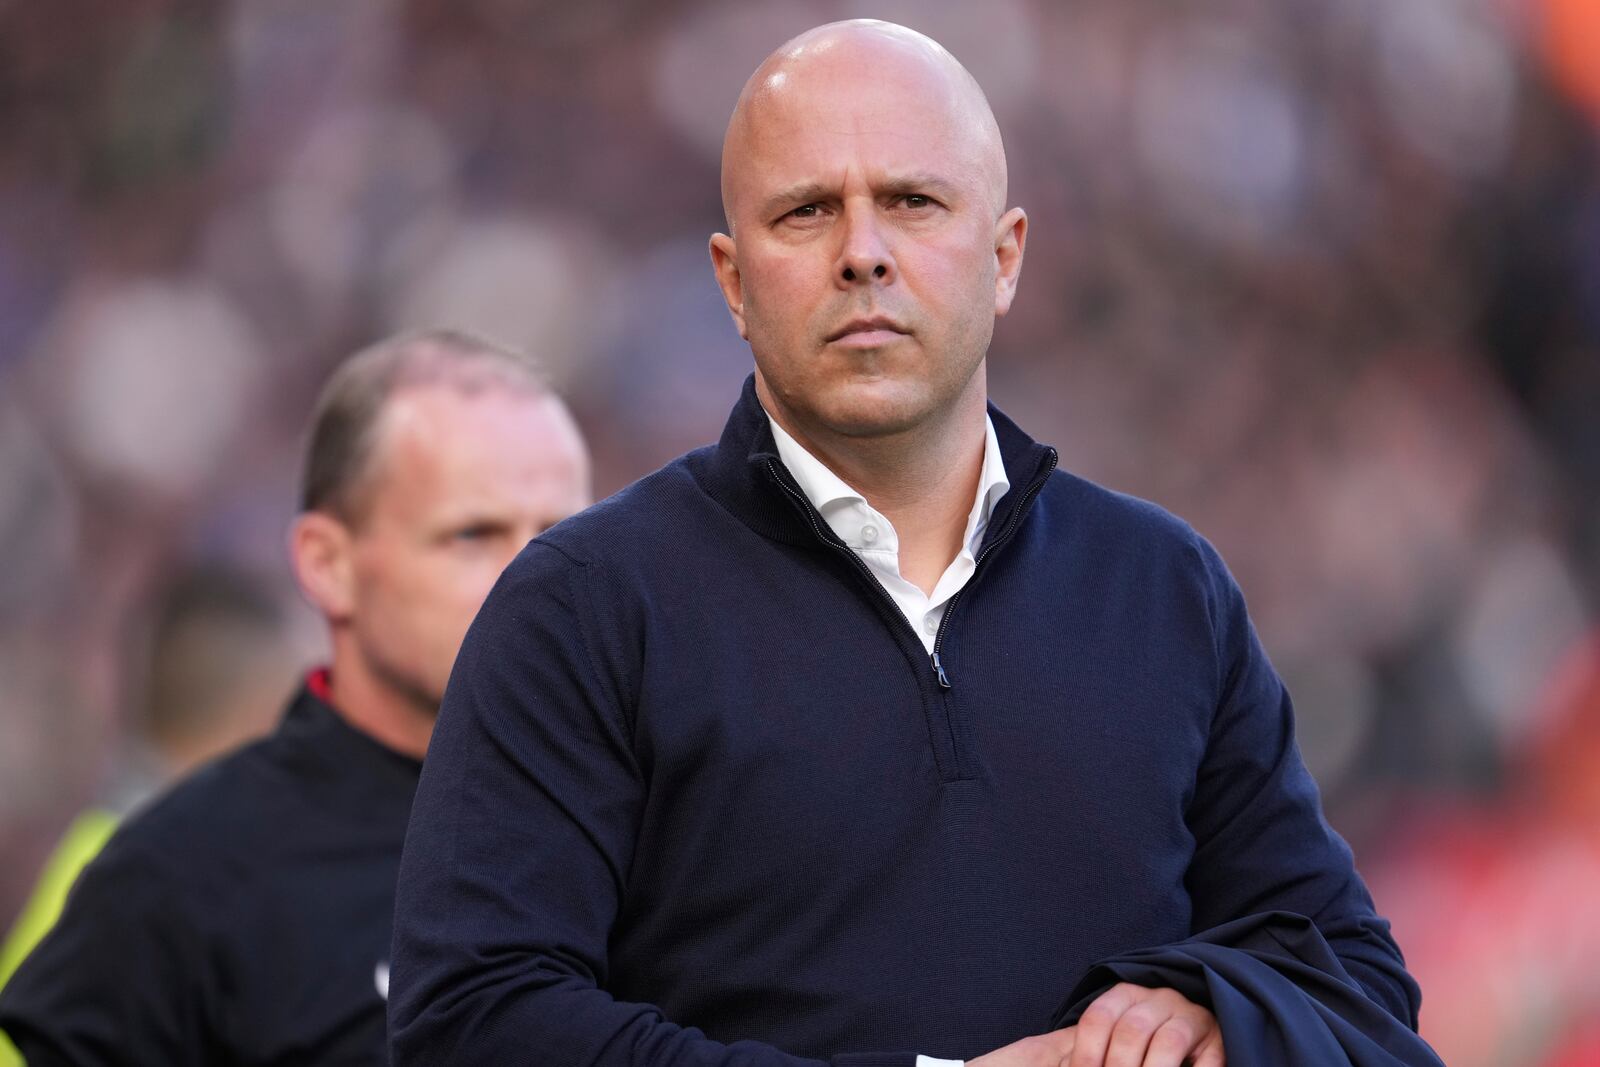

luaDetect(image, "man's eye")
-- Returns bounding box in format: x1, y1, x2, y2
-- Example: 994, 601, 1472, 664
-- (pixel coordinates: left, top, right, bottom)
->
788, 204, 820, 219
452, 524, 499, 543
902, 195, 932, 209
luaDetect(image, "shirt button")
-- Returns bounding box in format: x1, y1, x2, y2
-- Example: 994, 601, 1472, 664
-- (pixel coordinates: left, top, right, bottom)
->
923, 614, 940, 635
861, 524, 879, 544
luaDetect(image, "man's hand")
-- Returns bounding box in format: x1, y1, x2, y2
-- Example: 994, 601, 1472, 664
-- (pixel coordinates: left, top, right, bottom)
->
967, 1027, 1078, 1067
1066, 983, 1224, 1067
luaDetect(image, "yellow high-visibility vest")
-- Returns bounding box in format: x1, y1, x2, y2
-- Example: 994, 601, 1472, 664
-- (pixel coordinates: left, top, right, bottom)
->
0, 809, 122, 1067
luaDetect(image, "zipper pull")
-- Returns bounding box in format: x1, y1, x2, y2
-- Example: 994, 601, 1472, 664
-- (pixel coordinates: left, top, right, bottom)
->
931, 651, 952, 690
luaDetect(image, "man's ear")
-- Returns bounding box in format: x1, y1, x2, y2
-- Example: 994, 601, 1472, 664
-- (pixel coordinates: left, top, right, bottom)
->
709, 233, 749, 340
289, 512, 356, 623
992, 207, 1028, 317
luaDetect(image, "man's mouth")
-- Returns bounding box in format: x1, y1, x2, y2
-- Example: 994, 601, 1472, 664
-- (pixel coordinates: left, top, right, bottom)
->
826, 316, 909, 346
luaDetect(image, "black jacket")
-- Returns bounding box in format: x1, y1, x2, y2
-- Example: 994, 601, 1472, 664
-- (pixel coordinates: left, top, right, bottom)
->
0, 680, 420, 1066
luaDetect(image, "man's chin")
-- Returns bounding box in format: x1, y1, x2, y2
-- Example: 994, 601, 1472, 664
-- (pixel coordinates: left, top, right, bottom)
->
813, 384, 933, 439
759, 366, 956, 440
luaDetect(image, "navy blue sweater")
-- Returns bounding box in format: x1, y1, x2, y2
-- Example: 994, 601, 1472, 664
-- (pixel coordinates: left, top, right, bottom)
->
390, 378, 1419, 1066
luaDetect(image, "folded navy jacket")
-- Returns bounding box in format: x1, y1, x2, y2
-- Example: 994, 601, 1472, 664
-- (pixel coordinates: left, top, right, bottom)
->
1053, 912, 1446, 1067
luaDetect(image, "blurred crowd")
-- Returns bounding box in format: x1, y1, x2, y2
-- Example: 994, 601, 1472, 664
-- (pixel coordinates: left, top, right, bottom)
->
1, 1, 1597, 1064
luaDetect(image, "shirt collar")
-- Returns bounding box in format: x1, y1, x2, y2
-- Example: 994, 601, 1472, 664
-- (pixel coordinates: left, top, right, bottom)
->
968, 415, 1012, 551
766, 414, 1011, 557
767, 416, 868, 516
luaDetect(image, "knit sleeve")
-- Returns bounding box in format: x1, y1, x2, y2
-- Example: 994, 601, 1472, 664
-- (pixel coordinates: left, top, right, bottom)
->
388, 541, 911, 1067
1178, 533, 1423, 1030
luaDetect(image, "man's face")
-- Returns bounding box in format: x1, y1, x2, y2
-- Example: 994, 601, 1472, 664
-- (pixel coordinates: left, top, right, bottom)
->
713, 36, 1024, 443
342, 385, 590, 715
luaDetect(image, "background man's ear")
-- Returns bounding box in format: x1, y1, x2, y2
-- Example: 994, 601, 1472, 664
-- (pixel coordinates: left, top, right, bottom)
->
709, 233, 749, 340
289, 512, 357, 623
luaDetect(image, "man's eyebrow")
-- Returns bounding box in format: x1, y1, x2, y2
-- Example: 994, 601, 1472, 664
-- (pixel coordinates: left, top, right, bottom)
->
877, 174, 962, 200
760, 181, 835, 218
758, 174, 964, 219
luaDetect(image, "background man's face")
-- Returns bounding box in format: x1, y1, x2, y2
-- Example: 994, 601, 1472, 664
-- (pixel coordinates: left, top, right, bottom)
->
343, 385, 591, 715
720, 46, 1010, 441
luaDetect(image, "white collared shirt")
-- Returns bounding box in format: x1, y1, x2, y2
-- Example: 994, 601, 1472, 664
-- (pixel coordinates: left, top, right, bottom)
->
767, 414, 1010, 656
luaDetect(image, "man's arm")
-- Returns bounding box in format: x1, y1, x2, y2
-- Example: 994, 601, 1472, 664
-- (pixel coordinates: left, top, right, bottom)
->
1038, 532, 1420, 1067
1179, 532, 1419, 1026
0, 838, 216, 1066
392, 543, 945, 1066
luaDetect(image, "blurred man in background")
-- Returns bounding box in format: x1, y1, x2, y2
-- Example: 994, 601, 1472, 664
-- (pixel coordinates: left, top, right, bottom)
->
0, 564, 301, 1067
0, 328, 592, 1065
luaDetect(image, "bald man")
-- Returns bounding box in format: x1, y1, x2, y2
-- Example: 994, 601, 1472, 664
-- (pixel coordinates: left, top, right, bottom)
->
391, 22, 1429, 1067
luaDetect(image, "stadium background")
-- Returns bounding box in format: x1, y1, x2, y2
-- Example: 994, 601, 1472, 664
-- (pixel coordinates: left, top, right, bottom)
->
1, 1, 1597, 1063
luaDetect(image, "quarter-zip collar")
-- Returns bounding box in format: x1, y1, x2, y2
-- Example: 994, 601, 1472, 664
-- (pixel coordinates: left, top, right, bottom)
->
693, 374, 1059, 551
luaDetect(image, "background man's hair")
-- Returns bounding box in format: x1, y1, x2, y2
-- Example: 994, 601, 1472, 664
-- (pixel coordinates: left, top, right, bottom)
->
300, 328, 549, 522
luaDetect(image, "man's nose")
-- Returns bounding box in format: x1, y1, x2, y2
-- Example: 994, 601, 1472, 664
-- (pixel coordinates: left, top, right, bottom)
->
834, 205, 896, 288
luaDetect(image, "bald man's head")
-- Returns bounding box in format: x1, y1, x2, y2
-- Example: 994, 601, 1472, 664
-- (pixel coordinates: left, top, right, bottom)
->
720, 20, 1009, 234
705, 20, 1028, 449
